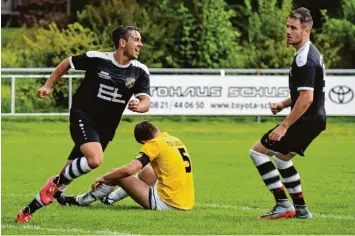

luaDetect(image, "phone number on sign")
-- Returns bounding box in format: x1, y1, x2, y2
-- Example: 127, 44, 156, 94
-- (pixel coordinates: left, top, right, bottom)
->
150, 101, 205, 109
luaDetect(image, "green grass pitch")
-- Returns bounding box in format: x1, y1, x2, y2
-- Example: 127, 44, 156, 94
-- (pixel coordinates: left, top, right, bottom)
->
2, 117, 355, 234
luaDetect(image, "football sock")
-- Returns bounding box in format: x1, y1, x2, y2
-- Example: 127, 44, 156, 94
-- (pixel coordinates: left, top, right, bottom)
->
54, 183, 70, 199
274, 156, 306, 206
249, 149, 288, 202
107, 187, 129, 202
54, 156, 93, 185
107, 175, 140, 202
23, 182, 68, 214
22, 157, 93, 214
24, 194, 45, 214
76, 184, 115, 205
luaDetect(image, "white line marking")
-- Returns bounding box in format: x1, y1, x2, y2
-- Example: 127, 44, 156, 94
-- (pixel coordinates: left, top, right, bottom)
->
197, 203, 355, 220
1, 224, 138, 235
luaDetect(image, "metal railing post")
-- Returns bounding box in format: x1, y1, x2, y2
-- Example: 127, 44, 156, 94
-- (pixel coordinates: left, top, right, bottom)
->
220, 69, 225, 76
68, 76, 73, 110
256, 69, 261, 123
10, 76, 16, 114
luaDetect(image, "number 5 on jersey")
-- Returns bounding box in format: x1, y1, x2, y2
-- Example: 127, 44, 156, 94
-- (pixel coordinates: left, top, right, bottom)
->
178, 148, 191, 173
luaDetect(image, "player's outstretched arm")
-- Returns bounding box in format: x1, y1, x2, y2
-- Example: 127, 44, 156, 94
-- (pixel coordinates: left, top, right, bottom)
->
37, 58, 71, 98
92, 159, 143, 191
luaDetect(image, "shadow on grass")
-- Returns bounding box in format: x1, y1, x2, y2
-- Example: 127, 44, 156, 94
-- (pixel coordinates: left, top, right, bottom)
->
89, 203, 143, 211
58, 202, 144, 212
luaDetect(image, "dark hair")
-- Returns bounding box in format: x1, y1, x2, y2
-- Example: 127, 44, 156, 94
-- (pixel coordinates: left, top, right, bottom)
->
289, 7, 313, 28
134, 120, 158, 144
111, 25, 139, 49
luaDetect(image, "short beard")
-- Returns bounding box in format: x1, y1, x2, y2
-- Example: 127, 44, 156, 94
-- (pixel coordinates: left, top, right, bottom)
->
127, 53, 138, 60
288, 38, 302, 47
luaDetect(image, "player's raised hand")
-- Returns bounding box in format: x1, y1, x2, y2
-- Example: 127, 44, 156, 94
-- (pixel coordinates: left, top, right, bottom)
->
37, 86, 51, 98
92, 176, 105, 192
268, 124, 287, 141
270, 102, 284, 115
128, 98, 140, 112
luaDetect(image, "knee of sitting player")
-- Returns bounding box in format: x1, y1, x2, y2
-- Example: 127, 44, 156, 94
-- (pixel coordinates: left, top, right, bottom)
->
104, 178, 117, 186
138, 166, 156, 186
112, 178, 124, 186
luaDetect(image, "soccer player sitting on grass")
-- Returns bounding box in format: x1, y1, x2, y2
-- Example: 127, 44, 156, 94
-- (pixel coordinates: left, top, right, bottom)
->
58, 120, 195, 211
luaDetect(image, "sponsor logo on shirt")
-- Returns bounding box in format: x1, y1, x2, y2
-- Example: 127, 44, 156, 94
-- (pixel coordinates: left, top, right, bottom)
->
125, 77, 136, 89
97, 84, 125, 104
98, 71, 111, 80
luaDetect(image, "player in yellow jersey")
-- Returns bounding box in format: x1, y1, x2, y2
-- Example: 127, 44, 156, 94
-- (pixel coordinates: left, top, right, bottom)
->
58, 120, 195, 210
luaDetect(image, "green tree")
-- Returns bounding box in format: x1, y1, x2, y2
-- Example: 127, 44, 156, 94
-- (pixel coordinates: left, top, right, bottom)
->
236, 0, 294, 68
314, 0, 355, 68
77, 0, 243, 68
76, 0, 167, 67
154, 0, 243, 68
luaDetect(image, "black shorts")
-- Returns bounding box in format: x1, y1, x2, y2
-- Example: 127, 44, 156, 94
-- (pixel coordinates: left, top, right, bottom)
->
68, 109, 111, 160
260, 118, 326, 156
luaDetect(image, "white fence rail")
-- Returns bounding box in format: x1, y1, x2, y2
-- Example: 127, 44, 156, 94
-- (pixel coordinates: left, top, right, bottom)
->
1, 74, 83, 116
2, 68, 355, 75
1, 68, 355, 116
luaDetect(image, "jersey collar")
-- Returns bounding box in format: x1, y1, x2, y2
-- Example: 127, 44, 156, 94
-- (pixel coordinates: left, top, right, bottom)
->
294, 40, 311, 56
110, 52, 132, 68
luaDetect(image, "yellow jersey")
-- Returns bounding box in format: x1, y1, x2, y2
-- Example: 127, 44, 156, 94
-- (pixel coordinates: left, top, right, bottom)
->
140, 132, 194, 210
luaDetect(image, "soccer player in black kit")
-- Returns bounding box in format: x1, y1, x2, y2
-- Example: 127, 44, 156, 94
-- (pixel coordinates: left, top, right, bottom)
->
17, 25, 151, 223
248, 8, 326, 219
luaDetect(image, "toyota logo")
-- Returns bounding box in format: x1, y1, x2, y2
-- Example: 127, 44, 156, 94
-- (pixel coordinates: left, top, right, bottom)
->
329, 86, 354, 104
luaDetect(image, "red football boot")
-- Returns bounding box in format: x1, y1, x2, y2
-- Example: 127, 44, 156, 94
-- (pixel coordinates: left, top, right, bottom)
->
39, 176, 59, 205
16, 208, 32, 224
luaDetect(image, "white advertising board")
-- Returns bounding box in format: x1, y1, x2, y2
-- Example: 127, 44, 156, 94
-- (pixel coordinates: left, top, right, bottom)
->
124, 76, 355, 116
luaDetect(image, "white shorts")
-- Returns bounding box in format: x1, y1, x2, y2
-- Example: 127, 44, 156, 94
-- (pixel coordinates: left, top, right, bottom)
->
149, 185, 176, 211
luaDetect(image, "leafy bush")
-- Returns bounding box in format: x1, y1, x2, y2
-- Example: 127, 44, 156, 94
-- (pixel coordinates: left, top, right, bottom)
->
315, 0, 355, 68
1, 22, 101, 67
1, 23, 100, 108
1, 80, 11, 113
1, 78, 59, 113
235, 0, 295, 68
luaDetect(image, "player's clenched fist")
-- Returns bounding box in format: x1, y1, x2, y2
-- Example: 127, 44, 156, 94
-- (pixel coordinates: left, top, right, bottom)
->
270, 102, 284, 115
37, 86, 51, 98
128, 98, 140, 112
